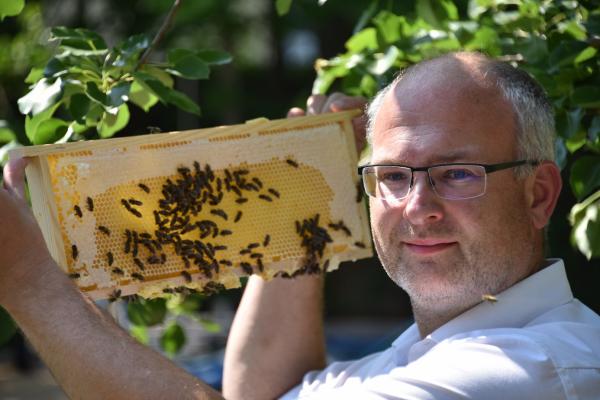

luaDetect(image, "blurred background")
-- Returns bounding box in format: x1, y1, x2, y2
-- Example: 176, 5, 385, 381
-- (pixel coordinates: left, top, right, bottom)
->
0, 0, 598, 398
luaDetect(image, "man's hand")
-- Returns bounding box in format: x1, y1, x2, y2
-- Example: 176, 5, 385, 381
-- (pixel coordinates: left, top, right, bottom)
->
0, 158, 54, 306
288, 93, 368, 153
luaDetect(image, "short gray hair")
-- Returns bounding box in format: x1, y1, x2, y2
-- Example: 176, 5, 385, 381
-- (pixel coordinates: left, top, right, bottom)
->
365, 53, 556, 175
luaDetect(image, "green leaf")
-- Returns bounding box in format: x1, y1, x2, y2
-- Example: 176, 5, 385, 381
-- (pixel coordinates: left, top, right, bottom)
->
570, 156, 600, 201
0, 121, 16, 143
160, 322, 185, 356
167, 50, 210, 80
129, 325, 149, 345
574, 47, 597, 65
133, 72, 200, 115
549, 41, 588, 69
589, 116, 600, 142
373, 11, 406, 44
69, 93, 91, 124
25, 102, 61, 144
198, 318, 221, 334
571, 86, 600, 108
32, 118, 69, 145
0, 0, 24, 20
85, 81, 108, 107
18, 78, 63, 115
168, 90, 201, 116
466, 26, 500, 55
0, 307, 16, 346
275, 0, 292, 16
369, 45, 400, 75
98, 104, 130, 138
569, 191, 600, 259
556, 108, 583, 140
44, 57, 68, 78
127, 298, 167, 327
112, 34, 150, 67
196, 49, 232, 66
346, 28, 378, 53
416, 0, 455, 29
554, 137, 568, 171
25, 67, 45, 84
129, 79, 159, 112
107, 81, 131, 107
50, 27, 107, 50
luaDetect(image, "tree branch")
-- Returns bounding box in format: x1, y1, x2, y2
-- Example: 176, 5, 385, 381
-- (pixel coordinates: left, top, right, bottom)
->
136, 0, 182, 70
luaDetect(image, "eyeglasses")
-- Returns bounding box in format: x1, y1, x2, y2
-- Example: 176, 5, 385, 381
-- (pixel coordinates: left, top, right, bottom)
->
358, 160, 539, 201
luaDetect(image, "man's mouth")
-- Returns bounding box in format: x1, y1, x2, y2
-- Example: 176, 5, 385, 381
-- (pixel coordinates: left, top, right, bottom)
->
402, 239, 457, 255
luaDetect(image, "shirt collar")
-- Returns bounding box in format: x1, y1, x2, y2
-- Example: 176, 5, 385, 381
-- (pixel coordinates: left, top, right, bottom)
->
428, 258, 573, 342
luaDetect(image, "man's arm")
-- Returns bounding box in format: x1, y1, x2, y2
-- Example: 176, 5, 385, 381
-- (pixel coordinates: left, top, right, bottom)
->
0, 158, 223, 400
222, 94, 367, 400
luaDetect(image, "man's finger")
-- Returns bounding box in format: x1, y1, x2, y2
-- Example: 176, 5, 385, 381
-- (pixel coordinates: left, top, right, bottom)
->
330, 96, 367, 113
287, 107, 305, 118
320, 92, 347, 114
307, 95, 327, 115
3, 157, 29, 202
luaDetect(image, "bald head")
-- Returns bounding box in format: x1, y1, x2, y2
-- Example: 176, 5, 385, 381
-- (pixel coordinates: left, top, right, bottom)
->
366, 52, 555, 167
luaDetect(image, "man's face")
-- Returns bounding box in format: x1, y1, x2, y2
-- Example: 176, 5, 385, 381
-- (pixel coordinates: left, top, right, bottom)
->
369, 70, 540, 315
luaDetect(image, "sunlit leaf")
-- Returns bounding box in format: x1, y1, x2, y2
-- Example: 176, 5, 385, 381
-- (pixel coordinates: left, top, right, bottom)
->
24, 102, 61, 144
346, 28, 378, 52
0, 121, 16, 143
129, 325, 149, 345
167, 50, 210, 80
85, 81, 108, 107
18, 78, 63, 115
50, 27, 107, 50
25, 67, 44, 84
574, 47, 598, 65
129, 79, 159, 112
570, 191, 600, 259
98, 104, 130, 138
160, 322, 185, 356
107, 81, 131, 107
0, 0, 24, 20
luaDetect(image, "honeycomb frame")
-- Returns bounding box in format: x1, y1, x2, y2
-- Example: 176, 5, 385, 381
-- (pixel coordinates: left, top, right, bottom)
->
10, 111, 372, 300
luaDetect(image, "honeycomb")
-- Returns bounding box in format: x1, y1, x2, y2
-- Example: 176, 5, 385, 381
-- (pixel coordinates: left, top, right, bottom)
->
15, 112, 372, 300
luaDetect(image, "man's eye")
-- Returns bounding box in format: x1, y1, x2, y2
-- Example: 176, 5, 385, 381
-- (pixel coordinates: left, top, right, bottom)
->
381, 172, 409, 182
444, 168, 475, 180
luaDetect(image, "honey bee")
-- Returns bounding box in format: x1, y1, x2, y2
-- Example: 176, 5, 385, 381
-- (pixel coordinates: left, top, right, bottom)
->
133, 258, 145, 271
235, 198, 248, 204
138, 183, 151, 193
267, 188, 280, 198
234, 211, 242, 223
247, 243, 260, 249
98, 225, 111, 235
128, 198, 143, 206
482, 294, 498, 303
181, 271, 192, 283
74, 205, 83, 218
286, 158, 299, 168
131, 273, 144, 281
258, 194, 272, 202
108, 289, 122, 302
68, 272, 80, 279
252, 177, 263, 189
219, 259, 233, 266
263, 234, 270, 247
354, 241, 366, 249
210, 209, 228, 220
112, 267, 124, 275
107, 252, 114, 266
72, 245, 78, 260
220, 229, 233, 236
86, 197, 94, 212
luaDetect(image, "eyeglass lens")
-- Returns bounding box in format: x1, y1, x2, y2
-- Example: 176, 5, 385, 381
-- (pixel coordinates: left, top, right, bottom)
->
362, 165, 488, 200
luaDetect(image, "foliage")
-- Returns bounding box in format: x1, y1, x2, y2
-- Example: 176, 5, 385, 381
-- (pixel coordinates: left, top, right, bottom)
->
312, 0, 600, 259
127, 293, 220, 356
0, 0, 24, 21
16, 26, 231, 145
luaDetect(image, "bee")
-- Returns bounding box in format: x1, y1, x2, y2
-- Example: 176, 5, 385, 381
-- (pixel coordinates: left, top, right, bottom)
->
252, 177, 263, 189
210, 209, 228, 220
247, 243, 260, 249
240, 249, 251, 255
147, 255, 160, 264
258, 194, 272, 202
354, 241, 366, 249
98, 225, 111, 236
162, 288, 175, 294
160, 253, 166, 264
256, 257, 264, 273
250, 253, 263, 259
183, 257, 190, 269
71, 244, 78, 260
240, 262, 253, 275
219, 259, 233, 266
235, 198, 248, 204
131, 273, 144, 281
234, 211, 242, 223
267, 188, 280, 198
107, 252, 114, 266
220, 229, 233, 236
133, 258, 145, 271
355, 181, 363, 203
68, 272, 80, 279
86, 197, 94, 212
322, 260, 330, 272
128, 198, 143, 206
74, 205, 83, 218
286, 158, 299, 168
231, 186, 242, 197
112, 267, 124, 275
181, 271, 192, 283
214, 245, 227, 251
263, 234, 270, 247
108, 289, 122, 303
124, 230, 132, 254
482, 294, 498, 303
138, 183, 151, 193
147, 126, 162, 134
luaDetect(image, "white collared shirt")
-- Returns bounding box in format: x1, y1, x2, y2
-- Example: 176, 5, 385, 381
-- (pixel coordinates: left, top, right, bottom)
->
281, 259, 600, 399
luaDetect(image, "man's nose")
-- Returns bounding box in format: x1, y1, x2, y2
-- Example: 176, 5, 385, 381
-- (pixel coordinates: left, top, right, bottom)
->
403, 171, 444, 225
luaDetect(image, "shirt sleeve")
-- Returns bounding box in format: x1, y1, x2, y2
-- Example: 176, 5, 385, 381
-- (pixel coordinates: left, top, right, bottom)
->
283, 333, 569, 400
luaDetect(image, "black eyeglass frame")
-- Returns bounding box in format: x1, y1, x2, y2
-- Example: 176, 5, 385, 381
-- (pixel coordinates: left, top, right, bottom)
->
357, 159, 540, 200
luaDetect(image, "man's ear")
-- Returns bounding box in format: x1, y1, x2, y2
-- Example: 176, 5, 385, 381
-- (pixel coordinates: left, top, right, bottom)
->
527, 161, 562, 229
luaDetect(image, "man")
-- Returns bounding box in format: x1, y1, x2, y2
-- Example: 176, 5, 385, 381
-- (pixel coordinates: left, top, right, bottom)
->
0, 51, 598, 399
